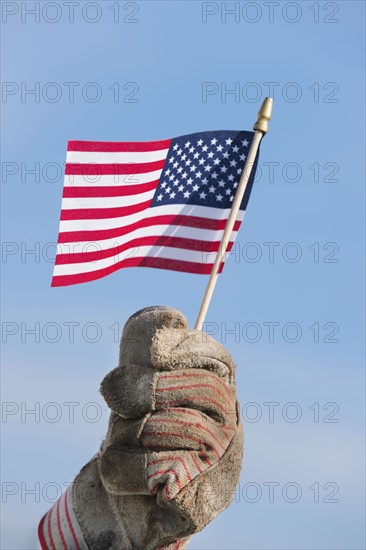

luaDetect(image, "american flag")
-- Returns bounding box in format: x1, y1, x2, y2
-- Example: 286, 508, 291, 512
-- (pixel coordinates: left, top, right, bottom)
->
51, 130, 259, 286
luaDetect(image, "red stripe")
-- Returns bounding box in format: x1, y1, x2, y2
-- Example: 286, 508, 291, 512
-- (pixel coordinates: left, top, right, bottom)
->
156, 395, 226, 417
51, 256, 225, 286
147, 468, 181, 490
55, 236, 231, 265
47, 508, 56, 550
57, 216, 242, 243
62, 180, 158, 198
60, 199, 151, 220
159, 372, 233, 401
190, 452, 203, 474
143, 430, 220, 458
148, 456, 192, 482
68, 139, 171, 152
147, 417, 227, 452
157, 382, 230, 405
64, 490, 80, 550
38, 514, 48, 550
65, 159, 165, 175
56, 498, 67, 550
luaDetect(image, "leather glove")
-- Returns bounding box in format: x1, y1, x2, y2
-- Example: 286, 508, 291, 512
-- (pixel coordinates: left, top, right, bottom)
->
38, 306, 244, 550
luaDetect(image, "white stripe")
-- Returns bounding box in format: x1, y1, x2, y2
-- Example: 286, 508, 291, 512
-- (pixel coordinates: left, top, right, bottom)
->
56, 224, 240, 255
53, 244, 235, 276
67, 148, 169, 164
61, 189, 155, 209
63, 169, 163, 187
59, 204, 245, 232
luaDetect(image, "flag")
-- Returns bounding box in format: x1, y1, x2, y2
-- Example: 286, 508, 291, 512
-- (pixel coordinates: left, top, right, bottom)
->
51, 130, 259, 286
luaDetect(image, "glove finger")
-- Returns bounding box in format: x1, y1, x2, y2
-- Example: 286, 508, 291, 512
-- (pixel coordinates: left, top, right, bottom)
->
155, 369, 237, 424
141, 409, 235, 457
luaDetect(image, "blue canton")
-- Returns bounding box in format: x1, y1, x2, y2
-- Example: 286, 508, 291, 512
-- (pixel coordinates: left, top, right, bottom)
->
151, 130, 258, 210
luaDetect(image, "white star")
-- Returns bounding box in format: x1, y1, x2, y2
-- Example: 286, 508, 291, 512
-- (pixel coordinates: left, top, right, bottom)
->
165, 169, 171, 175
230, 159, 237, 167
207, 151, 214, 159
181, 153, 187, 161
169, 156, 175, 163
218, 179, 225, 187
225, 189, 231, 195
228, 174, 234, 181
183, 190, 190, 198
173, 161, 178, 168
199, 158, 205, 165
199, 191, 207, 199
173, 144, 178, 151
209, 185, 215, 193
202, 145, 208, 152
220, 166, 227, 173
204, 165, 212, 172
161, 182, 167, 188
177, 166, 183, 173
236, 168, 242, 174
196, 171, 202, 178
190, 165, 197, 172
213, 158, 220, 165
157, 194, 163, 201
185, 159, 192, 166
217, 194, 223, 201
230, 195, 234, 201
166, 186, 171, 193
232, 145, 239, 153
202, 177, 208, 184
233, 182, 238, 188
211, 138, 217, 145
177, 148, 182, 156
178, 184, 184, 191
182, 172, 187, 179
173, 178, 179, 186
170, 191, 176, 198
197, 139, 203, 146
189, 146, 195, 153
240, 154, 246, 161
192, 184, 199, 191
223, 151, 229, 159
225, 138, 233, 145
193, 152, 200, 159
242, 139, 249, 147
212, 171, 218, 179
185, 140, 191, 148
169, 174, 174, 181
216, 144, 223, 152
187, 177, 193, 185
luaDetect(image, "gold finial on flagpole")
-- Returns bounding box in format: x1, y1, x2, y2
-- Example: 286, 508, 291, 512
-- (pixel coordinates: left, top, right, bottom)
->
253, 97, 273, 134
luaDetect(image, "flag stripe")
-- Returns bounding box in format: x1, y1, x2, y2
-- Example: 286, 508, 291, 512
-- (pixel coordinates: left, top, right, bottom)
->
65, 160, 165, 175
67, 139, 172, 152
57, 215, 243, 243
63, 170, 164, 187
56, 223, 239, 253
55, 235, 236, 264
58, 204, 244, 232
66, 149, 169, 164
61, 189, 155, 209
62, 180, 159, 198
60, 199, 152, 220
51, 256, 225, 286
53, 244, 231, 276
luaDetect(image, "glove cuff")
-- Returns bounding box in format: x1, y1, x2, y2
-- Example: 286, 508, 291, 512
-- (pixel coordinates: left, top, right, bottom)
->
38, 484, 88, 549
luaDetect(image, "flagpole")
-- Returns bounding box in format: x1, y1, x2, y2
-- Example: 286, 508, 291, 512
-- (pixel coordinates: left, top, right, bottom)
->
194, 97, 273, 331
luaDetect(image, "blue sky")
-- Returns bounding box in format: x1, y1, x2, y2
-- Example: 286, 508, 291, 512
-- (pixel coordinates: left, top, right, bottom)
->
1, 1, 365, 548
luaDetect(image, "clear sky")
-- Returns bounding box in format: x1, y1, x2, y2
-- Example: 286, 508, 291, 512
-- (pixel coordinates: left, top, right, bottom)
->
1, 1, 365, 548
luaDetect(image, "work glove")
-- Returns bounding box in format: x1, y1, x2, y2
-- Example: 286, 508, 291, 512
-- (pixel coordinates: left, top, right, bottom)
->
38, 306, 244, 550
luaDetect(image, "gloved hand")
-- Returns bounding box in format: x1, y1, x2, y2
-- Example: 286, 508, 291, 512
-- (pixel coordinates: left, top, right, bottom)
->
38, 306, 244, 550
